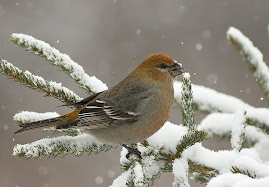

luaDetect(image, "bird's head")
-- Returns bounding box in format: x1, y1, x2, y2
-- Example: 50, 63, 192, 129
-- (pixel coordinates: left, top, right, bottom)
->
132, 54, 184, 84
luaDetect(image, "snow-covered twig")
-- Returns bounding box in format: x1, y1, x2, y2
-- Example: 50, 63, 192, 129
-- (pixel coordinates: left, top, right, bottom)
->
13, 134, 116, 159
188, 160, 218, 183
119, 146, 165, 187
181, 73, 195, 131
227, 27, 269, 104
207, 173, 269, 187
13, 111, 60, 124
184, 143, 268, 182
172, 158, 190, 187
174, 81, 252, 114
0, 58, 81, 104
230, 112, 247, 151
198, 111, 269, 144
11, 33, 107, 94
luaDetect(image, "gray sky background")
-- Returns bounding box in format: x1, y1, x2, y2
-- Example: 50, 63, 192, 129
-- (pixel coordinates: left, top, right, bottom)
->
0, 1, 269, 186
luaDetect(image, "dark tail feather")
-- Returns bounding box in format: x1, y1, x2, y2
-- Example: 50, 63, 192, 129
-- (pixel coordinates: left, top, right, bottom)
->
14, 118, 66, 134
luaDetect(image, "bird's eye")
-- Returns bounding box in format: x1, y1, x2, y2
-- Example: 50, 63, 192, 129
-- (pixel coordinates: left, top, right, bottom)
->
160, 63, 167, 68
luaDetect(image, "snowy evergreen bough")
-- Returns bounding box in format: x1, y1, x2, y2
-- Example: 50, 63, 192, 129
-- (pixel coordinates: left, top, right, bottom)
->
1, 26, 269, 186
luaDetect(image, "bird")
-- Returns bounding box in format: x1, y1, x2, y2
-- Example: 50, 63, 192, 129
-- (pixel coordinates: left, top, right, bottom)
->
14, 54, 184, 158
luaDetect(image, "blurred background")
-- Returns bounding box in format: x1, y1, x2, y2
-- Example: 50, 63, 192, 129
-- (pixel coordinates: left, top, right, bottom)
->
0, 0, 269, 186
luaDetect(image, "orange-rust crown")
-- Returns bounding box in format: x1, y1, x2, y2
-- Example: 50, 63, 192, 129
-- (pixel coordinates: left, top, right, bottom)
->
137, 54, 175, 69
147, 54, 174, 63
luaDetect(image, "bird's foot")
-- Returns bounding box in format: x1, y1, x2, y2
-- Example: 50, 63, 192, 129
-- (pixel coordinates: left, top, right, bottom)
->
122, 144, 142, 159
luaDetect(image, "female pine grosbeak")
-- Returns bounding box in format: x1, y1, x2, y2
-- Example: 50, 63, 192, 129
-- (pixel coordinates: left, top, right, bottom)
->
15, 54, 184, 158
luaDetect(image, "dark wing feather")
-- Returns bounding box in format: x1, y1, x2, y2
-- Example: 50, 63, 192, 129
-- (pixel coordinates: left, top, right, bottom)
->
62, 92, 104, 108
76, 99, 139, 129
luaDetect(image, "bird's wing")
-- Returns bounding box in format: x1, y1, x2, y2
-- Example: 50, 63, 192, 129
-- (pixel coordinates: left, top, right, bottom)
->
76, 98, 139, 129
58, 82, 153, 130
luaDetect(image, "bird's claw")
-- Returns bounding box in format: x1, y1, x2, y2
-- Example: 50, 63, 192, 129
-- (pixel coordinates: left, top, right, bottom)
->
122, 144, 142, 159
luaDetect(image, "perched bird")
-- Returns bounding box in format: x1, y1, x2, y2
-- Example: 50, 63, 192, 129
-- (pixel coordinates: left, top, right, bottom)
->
15, 54, 184, 158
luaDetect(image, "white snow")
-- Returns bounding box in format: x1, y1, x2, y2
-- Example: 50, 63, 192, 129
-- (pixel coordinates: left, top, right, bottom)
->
183, 142, 269, 183
230, 113, 246, 151
147, 121, 188, 153
11, 33, 108, 93
198, 112, 269, 143
232, 155, 269, 178
173, 158, 190, 187
207, 173, 269, 187
110, 170, 131, 187
183, 72, 190, 79
174, 81, 253, 113
185, 143, 237, 174
13, 111, 59, 123
246, 108, 269, 126
133, 163, 144, 186
254, 139, 269, 161
13, 133, 108, 157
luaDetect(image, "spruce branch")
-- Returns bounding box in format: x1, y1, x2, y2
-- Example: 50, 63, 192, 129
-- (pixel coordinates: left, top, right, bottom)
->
125, 159, 147, 187
231, 112, 247, 152
181, 73, 195, 131
231, 166, 257, 179
44, 128, 82, 137
227, 27, 269, 104
13, 111, 60, 124
174, 81, 252, 114
0, 58, 81, 104
176, 130, 207, 155
11, 33, 107, 94
172, 158, 190, 187
246, 117, 269, 135
230, 156, 269, 179
188, 160, 219, 184
198, 112, 269, 146
13, 134, 117, 159
120, 145, 165, 187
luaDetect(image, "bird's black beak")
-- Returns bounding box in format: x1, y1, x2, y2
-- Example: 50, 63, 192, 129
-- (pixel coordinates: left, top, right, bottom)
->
171, 63, 184, 76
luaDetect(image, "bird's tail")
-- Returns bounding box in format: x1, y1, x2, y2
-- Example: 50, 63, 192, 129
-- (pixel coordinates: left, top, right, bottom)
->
14, 110, 80, 134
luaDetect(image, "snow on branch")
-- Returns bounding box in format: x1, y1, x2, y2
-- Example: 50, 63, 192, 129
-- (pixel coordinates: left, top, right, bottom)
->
198, 112, 269, 145
181, 73, 195, 131
207, 173, 269, 187
119, 145, 165, 186
231, 155, 269, 178
172, 158, 190, 187
13, 111, 60, 123
227, 27, 269, 104
174, 81, 252, 114
230, 113, 247, 151
184, 143, 268, 182
11, 33, 107, 94
0, 57, 81, 104
13, 134, 116, 159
